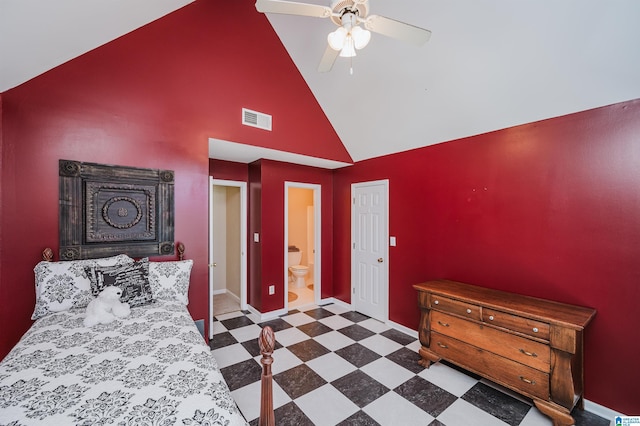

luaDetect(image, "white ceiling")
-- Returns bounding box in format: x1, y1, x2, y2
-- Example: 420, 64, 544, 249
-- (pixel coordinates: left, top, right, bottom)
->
265, 0, 640, 162
2, 0, 640, 165
0, 0, 194, 92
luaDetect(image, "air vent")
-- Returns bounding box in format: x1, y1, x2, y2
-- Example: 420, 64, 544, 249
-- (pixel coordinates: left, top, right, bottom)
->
242, 108, 272, 131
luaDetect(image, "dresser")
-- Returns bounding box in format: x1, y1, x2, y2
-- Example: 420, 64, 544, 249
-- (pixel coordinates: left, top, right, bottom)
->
414, 280, 596, 426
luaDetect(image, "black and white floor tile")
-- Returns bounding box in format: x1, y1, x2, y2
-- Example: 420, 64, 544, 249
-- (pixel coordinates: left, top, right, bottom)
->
210, 303, 608, 426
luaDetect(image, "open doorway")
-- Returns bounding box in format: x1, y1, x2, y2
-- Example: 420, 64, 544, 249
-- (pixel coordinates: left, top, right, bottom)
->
209, 178, 247, 338
284, 182, 321, 310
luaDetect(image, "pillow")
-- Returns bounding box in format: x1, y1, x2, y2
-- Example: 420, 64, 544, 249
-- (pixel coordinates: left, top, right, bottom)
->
32, 254, 134, 320
86, 258, 153, 308
148, 260, 193, 305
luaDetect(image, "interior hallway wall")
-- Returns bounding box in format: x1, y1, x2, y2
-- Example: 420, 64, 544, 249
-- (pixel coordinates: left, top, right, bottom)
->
212, 185, 241, 298
212, 186, 228, 294
226, 187, 241, 298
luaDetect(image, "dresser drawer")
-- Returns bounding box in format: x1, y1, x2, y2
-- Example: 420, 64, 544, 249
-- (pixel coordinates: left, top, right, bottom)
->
430, 332, 550, 400
484, 308, 550, 340
431, 311, 550, 372
430, 294, 481, 320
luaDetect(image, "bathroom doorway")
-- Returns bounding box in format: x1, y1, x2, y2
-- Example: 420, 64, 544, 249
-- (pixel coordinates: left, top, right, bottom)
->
209, 178, 247, 338
284, 182, 321, 310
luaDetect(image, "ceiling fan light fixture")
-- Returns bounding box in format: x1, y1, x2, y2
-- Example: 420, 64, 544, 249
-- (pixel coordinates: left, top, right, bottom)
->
339, 37, 356, 57
254, 0, 432, 73
328, 27, 347, 51
351, 26, 371, 49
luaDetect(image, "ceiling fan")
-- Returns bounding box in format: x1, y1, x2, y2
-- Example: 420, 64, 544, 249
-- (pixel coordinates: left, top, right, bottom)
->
255, 0, 432, 73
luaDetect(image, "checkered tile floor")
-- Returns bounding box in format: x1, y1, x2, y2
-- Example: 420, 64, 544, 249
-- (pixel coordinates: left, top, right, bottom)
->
210, 303, 608, 426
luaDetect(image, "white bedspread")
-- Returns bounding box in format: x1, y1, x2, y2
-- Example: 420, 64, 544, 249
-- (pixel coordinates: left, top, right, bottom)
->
0, 301, 248, 425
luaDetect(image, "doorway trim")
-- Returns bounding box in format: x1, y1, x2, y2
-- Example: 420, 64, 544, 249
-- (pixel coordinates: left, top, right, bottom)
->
284, 181, 321, 310
209, 177, 247, 339
351, 179, 389, 322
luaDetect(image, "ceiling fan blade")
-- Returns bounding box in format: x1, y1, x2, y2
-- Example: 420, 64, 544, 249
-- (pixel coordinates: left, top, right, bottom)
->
255, 0, 332, 18
318, 44, 340, 73
363, 15, 432, 46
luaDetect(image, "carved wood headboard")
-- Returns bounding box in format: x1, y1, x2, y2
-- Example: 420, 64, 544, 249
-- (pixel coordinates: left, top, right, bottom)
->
42, 242, 185, 262
58, 160, 175, 260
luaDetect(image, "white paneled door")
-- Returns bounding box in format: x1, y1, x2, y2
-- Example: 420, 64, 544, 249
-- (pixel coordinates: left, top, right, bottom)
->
351, 180, 389, 322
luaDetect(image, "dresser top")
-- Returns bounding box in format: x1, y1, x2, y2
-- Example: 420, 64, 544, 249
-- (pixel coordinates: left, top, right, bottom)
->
414, 280, 596, 329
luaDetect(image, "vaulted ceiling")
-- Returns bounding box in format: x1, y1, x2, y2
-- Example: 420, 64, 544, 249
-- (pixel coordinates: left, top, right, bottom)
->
2, 0, 640, 163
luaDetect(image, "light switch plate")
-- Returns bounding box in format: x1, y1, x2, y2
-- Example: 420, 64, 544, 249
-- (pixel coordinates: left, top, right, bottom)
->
390, 236, 396, 246
254, 233, 260, 242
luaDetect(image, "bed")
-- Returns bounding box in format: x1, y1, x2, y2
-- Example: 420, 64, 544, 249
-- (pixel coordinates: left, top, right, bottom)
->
0, 245, 275, 425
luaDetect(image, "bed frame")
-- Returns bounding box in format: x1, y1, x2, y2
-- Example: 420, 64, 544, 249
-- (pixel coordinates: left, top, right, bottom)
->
40, 244, 277, 426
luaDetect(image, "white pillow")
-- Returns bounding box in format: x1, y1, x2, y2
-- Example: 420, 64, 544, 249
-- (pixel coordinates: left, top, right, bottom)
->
32, 254, 134, 320
148, 260, 193, 305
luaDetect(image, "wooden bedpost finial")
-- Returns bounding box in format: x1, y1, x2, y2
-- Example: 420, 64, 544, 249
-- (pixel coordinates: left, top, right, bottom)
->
259, 325, 275, 356
177, 242, 185, 261
42, 248, 54, 262
258, 326, 275, 426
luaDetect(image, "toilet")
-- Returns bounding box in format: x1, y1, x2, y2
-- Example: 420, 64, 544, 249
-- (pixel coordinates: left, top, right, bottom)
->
287, 247, 309, 289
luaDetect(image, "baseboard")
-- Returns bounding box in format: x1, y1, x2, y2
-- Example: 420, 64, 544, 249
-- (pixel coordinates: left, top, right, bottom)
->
319, 297, 352, 310
227, 291, 241, 303
213, 288, 241, 301
245, 304, 287, 322
584, 399, 624, 425
249, 297, 351, 321
387, 319, 419, 339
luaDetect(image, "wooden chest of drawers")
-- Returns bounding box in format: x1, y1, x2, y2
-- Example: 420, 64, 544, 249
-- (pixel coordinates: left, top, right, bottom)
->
414, 280, 596, 426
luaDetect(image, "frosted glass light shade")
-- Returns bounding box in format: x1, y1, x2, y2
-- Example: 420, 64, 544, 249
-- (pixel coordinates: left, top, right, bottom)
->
339, 37, 356, 57
328, 27, 347, 51
351, 26, 371, 49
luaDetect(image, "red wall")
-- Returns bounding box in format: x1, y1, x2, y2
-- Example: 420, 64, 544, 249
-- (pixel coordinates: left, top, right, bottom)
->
0, 0, 348, 358
333, 99, 640, 414
251, 160, 334, 313
248, 161, 263, 310
209, 159, 249, 182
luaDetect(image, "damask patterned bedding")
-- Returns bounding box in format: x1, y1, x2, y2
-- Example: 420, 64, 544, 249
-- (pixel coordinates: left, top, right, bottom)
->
0, 301, 249, 425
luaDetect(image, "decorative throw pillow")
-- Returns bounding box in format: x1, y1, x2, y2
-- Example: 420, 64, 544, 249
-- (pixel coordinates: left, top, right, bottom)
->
85, 258, 153, 308
32, 254, 134, 320
148, 260, 193, 305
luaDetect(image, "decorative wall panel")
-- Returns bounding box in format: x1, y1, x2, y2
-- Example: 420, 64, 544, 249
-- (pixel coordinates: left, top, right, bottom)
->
59, 160, 174, 260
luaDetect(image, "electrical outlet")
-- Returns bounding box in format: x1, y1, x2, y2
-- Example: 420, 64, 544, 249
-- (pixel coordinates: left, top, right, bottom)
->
268, 285, 275, 295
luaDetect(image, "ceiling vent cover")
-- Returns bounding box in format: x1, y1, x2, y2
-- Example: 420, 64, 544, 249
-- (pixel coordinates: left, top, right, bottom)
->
242, 108, 272, 131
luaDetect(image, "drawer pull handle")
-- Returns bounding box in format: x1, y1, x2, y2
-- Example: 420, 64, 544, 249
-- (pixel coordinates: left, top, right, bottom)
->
434, 300, 439, 305
519, 348, 538, 358
437, 342, 448, 349
489, 315, 494, 321
437, 321, 450, 327
466, 309, 472, 314
519, 376, 536, 385
532, 327, 539, 333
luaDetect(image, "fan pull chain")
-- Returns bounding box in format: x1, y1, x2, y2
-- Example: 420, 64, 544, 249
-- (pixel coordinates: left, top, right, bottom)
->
350, 55, 354, 75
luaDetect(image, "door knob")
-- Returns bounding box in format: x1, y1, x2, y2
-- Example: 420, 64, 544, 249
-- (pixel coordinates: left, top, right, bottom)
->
377, 258, 383, 263
208, 263, 217, 268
